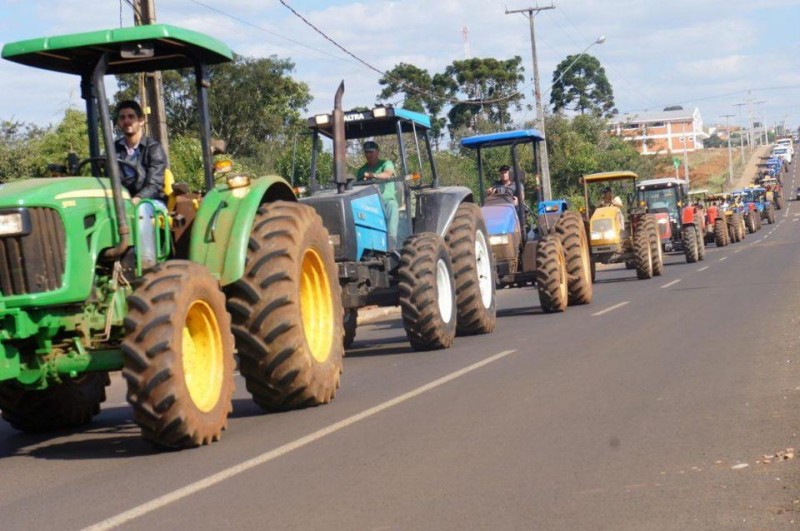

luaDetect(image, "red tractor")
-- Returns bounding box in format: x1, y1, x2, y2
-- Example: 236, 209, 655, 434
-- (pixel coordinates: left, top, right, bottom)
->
636, 178, 706, 263
689, 190, 730, 247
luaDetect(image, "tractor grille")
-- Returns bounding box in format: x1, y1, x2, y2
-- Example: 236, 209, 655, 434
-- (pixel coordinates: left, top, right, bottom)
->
0, 208, 66, 296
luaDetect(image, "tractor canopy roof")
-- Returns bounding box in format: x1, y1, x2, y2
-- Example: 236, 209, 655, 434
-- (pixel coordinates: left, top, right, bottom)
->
688, 188, 709, 196
1, 24, 233, 75
583, 171, 638, 184
460, 129, 545, 150
637, 177, 688, 190
308, 106, 431, 140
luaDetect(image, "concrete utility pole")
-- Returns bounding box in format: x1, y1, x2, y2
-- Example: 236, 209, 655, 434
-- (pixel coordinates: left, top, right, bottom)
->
721, 114, 735, 186
733, 102, 747, 164
506, 3, 554, 200
134, 0, 169, 156
746, 93, 754, 151
754, 100, 766, 146
681, 124, 689, 183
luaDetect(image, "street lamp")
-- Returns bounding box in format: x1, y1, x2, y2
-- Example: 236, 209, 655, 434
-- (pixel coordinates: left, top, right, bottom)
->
546, 35, 607, 96
537, 35, 606, 200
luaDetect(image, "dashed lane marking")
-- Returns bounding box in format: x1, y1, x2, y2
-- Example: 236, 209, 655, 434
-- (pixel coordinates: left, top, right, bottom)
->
697, 266, 710, 271
660, 279, 682, 289
592, 301, 630, 316
83, 348, 519, 531
719, 256, 728, 261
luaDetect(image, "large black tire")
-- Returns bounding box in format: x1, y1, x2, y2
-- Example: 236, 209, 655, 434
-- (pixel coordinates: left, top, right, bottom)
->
535, 234, 568, 312
737, 214, 746, 241
683, 225, 699, 263
644, 215, 664, 276
634, 228, 654, 279
746, 212, 757, 233
714, 219, 728, 247
766, 204, 776, 224
399, 233, 457, 350
554, 211, 593, 305
590, 257, 597, 283
445, 202, 496, 336
776, 195, 784, 210
695, 224, 706, 261
343, 309, 357, 349
123, 261, 235, 449
0, 373, 109, 432
226, 202, 343, 411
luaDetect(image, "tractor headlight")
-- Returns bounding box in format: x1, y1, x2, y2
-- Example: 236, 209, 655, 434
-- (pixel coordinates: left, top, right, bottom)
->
590, 219, 615, 240
314, 114, 331, 125
372, 107, 388, 118
0, 211, 27, 237
489, 235, 509, 245
658, 218, 669, 224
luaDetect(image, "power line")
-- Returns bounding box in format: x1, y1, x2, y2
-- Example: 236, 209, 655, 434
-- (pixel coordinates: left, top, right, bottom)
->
277, 0, 531, 107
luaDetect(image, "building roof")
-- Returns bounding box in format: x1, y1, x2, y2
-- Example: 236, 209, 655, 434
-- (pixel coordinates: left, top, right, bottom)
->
610, 109, 696, 125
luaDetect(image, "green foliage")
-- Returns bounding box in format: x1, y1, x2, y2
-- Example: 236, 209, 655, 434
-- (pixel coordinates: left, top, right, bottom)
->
550, 54, 615, 116
169, 135, 205, 191
274, 135, 333, 187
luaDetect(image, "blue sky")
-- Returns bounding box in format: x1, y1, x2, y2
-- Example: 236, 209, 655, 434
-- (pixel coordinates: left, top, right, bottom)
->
2, 0, 800, 134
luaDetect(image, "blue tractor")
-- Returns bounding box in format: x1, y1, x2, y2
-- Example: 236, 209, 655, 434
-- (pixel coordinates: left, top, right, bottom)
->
301, 84, 496, 350
460, 130, 592, 311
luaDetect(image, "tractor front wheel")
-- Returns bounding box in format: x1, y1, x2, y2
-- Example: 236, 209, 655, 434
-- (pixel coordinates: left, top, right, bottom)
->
123, 261, 234, 449
536, 234, 568, 312
555, 211, 593, 305
695, 224, 705, 261
446, 202, 496, 336
714, 219, 728, 247
227, 202, 343, 411
0, 373, 109, 432
634, 228, 654, 279
398, 233, 457, 350
766, 205, 776, 224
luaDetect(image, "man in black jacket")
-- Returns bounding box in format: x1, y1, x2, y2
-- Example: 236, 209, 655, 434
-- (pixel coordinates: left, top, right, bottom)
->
114, 100, 167, 204
114, 100, 167, 269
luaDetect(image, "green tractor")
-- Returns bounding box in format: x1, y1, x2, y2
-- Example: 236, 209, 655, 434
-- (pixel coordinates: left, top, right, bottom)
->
0, 25, 343, 449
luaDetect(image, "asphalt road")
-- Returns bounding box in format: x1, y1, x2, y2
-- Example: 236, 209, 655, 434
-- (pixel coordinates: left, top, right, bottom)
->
2, 163, 800, 530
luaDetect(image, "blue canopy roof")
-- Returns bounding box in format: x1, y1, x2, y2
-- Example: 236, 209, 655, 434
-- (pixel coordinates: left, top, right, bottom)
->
308, 106, 431, 139
460, 129, 545, 149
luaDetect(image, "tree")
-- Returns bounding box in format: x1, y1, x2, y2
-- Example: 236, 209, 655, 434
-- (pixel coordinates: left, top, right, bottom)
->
439, 57, 526, 133
378, 63, 449, 144
550, 54, 615, 117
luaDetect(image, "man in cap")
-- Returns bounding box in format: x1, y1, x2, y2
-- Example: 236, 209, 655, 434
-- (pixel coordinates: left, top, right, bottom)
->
488, 165, 519, 205
357, 141, 399, 247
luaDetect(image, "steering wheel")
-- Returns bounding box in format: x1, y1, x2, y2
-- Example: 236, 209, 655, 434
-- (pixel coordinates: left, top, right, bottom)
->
75, 156, 139, 178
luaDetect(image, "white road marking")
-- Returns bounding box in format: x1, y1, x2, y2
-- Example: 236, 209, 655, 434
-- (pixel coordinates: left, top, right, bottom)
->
592, 301, 630, 316
697, 266, 710, 272
734, 249, 743, 253
719, 256, 728, 261
793, 218, 799, 222
83, 349, 518, 531
660, 279, 682, 289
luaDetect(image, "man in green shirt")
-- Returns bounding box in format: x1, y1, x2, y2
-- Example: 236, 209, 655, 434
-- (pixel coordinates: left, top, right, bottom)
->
357, 141, 399, 247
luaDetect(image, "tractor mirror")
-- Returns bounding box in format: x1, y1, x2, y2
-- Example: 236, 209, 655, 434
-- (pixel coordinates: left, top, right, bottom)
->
67, 152, 80, 175
120, 43, 154, 59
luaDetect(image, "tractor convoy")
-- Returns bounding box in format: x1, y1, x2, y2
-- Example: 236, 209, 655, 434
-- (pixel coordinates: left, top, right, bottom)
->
0, 22, 788, 451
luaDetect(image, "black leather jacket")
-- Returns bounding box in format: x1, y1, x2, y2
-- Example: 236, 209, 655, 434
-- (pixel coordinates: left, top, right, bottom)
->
114, 135, 167, 202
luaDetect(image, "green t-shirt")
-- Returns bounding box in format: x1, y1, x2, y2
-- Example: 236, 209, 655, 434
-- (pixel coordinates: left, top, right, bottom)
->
356, 159, 397, 203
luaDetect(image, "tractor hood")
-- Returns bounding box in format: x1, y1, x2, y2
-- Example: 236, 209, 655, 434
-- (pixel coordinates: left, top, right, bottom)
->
0, 177, 130, 208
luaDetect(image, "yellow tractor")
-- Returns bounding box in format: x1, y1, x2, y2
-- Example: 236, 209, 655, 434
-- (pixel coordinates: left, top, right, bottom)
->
582, 171, 663, 281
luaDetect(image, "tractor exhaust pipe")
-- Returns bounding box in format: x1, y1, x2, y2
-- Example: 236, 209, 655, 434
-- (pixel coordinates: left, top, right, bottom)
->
333, 81, 347, 194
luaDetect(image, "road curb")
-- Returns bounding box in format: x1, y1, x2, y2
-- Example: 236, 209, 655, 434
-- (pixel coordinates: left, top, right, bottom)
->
358, 305, 400, 324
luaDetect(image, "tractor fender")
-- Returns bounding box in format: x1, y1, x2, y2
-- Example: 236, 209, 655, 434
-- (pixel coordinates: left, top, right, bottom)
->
189, 175, 296, 286
681, 205, 695, 225
706, 205, 718, 224
414, 186, 474, 237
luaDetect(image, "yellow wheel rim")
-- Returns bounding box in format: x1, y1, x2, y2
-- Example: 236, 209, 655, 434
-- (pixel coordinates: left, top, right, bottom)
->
300, 248, 334, 363
182, 300, 224, 413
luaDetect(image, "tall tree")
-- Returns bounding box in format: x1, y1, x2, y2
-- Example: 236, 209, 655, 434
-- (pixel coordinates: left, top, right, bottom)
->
439, 57, 525, 132
549, 54, 615, 117
377, 63, 448, 144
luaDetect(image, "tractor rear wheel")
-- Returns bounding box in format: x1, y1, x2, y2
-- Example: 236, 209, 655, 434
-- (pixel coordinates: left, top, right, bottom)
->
0, 373, 109, 432
227, 202, 343, 411
776, 195, 784, 210
644, 215, 664, 276
398, 233, 457, 350
715, 219, 729, 247
554, 211, 592, 305
123, 261, 234, 449
683, 225, 699, 263
634, 228, 654, 279
746, 212, 757, 233
445, 202, 496, 336
535, 234, 568, 312
695, 224, 705, 261
590, 257, 597, 283
343, 309, 357, 349
737, 214, 746, 240
766, 204, 776, 224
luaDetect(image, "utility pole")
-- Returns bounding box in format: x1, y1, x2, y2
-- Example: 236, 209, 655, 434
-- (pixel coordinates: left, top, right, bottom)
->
506, 3, 555, 200
754, 100, 766, 146
721, 114, 735, 186
681, 123, 689, 184
746, 93, 754, 151
734, 102, 747, 164
134, 0, 169, 156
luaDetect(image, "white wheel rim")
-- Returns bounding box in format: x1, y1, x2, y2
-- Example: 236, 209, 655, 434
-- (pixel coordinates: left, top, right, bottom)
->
474, 230, 493, 309
436, 258, 454, 324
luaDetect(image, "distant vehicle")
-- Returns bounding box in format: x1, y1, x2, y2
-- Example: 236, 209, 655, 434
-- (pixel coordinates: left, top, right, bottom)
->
772, 146, 792, 164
